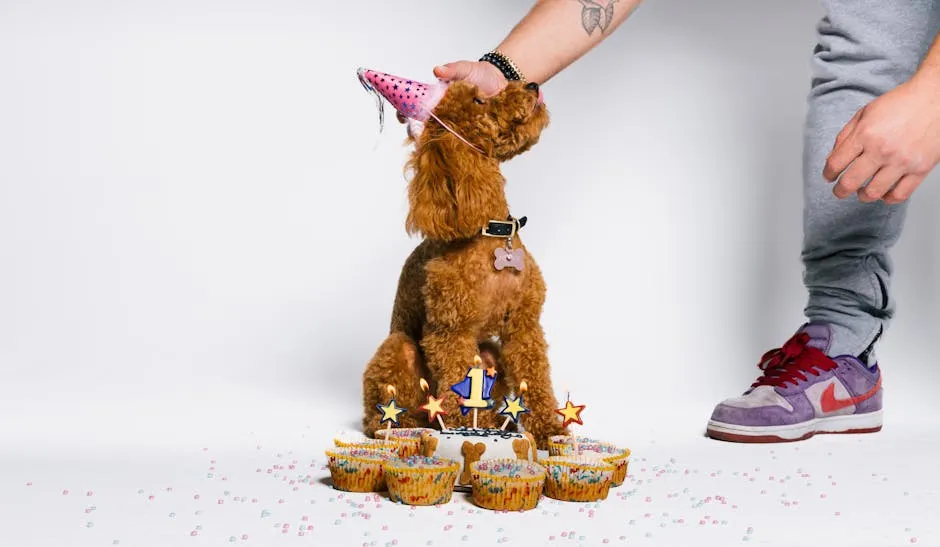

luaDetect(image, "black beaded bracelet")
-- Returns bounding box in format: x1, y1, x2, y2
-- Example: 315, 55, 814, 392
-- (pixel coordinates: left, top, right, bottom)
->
480, 50, 527, 82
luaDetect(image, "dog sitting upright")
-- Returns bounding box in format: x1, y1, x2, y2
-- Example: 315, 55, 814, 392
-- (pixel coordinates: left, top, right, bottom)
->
357, 68, 568, 448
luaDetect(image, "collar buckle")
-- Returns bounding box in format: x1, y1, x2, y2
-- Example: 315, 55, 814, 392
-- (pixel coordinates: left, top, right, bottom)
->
482, 219, 517, 238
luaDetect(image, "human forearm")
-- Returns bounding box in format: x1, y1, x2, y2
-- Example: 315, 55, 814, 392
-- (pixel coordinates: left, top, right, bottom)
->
495, 0, 643, 84
910, 31, 940, 91
431, 0, 641, 95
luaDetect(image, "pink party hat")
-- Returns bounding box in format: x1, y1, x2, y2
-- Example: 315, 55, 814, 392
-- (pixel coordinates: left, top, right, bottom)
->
358, 67, 448, 137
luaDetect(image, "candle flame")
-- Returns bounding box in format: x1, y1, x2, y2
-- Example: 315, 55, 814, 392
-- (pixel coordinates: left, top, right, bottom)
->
519, 381, 528, 393
419, 378, 429, 392
473, 355, 483, 367
386, 384, 396, 396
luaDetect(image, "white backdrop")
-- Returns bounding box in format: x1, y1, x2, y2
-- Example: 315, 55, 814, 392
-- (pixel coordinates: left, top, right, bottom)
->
2, 0, 939, 457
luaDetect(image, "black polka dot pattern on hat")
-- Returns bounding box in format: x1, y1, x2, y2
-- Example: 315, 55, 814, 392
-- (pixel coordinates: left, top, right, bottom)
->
365, 70, 430, 118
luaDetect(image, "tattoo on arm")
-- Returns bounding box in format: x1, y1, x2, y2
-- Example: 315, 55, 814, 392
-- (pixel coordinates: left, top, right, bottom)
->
576, 0, 620, 35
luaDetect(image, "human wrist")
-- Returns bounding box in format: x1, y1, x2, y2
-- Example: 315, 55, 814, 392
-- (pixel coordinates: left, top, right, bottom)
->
910, 65, 940, 99
478, 59, 509, 89
910, 34, 940, 93
480, 50, 527, 82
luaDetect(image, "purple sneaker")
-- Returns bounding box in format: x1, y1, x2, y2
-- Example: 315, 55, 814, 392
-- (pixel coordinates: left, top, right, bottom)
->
706, 323, 883, 443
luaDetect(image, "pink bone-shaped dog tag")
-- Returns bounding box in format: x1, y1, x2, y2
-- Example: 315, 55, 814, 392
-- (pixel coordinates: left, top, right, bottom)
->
494, 247, 525, 271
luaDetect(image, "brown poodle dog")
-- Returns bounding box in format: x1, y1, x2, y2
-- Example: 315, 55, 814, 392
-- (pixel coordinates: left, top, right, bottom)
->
361, 79, 568, 448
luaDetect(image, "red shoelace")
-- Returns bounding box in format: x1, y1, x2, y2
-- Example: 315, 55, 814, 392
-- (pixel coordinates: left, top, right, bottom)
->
752, 332, 838, 389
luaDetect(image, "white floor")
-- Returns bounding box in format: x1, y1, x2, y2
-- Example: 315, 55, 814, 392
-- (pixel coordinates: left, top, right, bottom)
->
4, 2, 940, 546
4, 386, 938, 547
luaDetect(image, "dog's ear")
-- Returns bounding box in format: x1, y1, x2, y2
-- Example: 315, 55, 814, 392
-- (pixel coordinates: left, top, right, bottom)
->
404, 127, 505, 241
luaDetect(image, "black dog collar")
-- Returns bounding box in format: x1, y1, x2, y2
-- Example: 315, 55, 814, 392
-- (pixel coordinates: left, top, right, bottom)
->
481, 216, 527, 238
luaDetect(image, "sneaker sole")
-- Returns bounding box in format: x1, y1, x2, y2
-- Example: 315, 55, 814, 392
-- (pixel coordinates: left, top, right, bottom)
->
705, 410, 883, 443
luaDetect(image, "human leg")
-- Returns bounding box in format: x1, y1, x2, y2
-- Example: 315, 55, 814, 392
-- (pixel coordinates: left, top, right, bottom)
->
706, 0, 939, 442
801, 0, 939, 361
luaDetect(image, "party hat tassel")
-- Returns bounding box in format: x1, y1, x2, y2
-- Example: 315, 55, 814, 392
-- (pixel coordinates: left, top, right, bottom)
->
357, 67, 386, 133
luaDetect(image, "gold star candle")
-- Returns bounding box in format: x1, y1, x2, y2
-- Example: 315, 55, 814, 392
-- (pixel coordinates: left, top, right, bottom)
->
419, 378, 449, 431
376, 385, 406, 441
499, 381, 530, 431
555, 390, 586, 453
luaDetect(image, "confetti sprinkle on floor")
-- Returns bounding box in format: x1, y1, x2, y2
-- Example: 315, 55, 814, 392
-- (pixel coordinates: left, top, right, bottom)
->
3, 398, 938, 547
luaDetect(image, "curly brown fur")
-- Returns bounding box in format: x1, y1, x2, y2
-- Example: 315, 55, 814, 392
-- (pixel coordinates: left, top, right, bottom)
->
362, 80, 568, 448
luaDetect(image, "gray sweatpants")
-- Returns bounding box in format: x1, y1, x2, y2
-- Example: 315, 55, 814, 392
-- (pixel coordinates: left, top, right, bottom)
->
801, 0, 939, 361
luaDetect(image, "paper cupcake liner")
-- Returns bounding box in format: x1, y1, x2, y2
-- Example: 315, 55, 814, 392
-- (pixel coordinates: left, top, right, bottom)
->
547, 441, 570, 457
374, 428, 434, 459
567, 443, 631, 488
603, 448, 631, 487
325, 447, 397, 492
384, 456, 459, 506
547, 435, 605, 457
547, 437, 631, 487
334, 436, 402, 454
541, 456, 615, 502
470, 459, 546, 512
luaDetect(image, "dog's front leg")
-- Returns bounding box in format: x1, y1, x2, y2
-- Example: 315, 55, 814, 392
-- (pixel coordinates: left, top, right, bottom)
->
419, 260, 501, 430
499, 271, 569, 449
500, 326, 569, 448
421, 329, 493, 429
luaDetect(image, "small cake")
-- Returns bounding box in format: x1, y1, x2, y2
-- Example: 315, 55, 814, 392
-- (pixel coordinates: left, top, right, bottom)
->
547, 434, 606, 457
325, 447, 398, 492
541, 455, 615, 502
470, 459, 546, 512
334, 435, 402, 454
383, 456, 460, 506
547, 436, 631, 488
594, 445, 630, 487
419, 427, 537, 488
372, 427, 434, 459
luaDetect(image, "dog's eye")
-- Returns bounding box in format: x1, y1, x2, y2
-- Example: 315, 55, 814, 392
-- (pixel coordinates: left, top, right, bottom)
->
473, 97, 484, 105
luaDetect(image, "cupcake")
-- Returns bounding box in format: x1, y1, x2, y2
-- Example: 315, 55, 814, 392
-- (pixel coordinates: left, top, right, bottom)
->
325, 447, 397, 492
384, 456, 459, 506
334, 435, 402, 454
600, 446, 631, 487
541, 456, 615, 502
373, 428, 435, 459
570, 443, 631, 487
470, 459, 546, 512
547, 435, 604, 457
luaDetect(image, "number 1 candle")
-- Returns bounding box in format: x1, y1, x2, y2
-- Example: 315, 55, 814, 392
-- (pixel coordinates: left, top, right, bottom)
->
450, 355, 496, 429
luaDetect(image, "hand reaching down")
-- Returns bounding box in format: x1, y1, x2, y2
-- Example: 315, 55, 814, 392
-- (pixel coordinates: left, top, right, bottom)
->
823, 77, 940, 204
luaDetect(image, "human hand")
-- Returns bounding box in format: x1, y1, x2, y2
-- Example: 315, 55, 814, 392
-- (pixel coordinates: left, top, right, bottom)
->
823, 77, 940, 204
395, 61, 508, 124
433, 61, 508, 96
